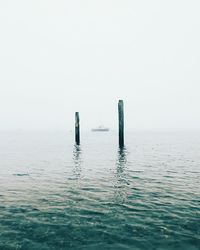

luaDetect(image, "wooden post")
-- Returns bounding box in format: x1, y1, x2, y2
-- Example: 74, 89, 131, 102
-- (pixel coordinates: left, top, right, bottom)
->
75, 112, 80, 145
118, 100, 124, 148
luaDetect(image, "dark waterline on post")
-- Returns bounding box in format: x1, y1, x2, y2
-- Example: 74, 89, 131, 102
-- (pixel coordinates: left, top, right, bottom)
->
118, 100, 124, 148
75, 112, 80, 145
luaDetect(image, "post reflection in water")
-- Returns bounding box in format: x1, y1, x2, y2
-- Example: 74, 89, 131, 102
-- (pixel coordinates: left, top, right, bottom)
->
114, 146, 129, 203
73, 144, 82, 179
117, 146, 128, 173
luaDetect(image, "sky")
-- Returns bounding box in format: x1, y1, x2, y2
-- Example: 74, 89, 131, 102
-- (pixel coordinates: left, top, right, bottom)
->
0, 0, 200, 131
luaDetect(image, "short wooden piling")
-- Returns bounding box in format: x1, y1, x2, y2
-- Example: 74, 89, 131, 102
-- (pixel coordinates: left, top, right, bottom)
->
118, 100, 124, 148
75, 112, 80, 145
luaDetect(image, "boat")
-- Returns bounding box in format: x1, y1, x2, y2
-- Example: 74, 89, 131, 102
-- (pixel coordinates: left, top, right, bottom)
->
91, 125, 110, 132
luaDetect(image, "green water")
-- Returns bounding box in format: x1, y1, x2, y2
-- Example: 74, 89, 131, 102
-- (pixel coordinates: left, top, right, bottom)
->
0, 131, 199, 249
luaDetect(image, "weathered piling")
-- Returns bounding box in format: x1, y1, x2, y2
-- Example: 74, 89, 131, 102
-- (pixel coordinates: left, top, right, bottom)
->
118, 100, 124, 148
75, 112, 80, 145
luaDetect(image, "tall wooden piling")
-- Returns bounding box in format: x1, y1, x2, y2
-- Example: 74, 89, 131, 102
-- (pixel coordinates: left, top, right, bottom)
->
118, 100, 124, 148
75, 112, 80, 145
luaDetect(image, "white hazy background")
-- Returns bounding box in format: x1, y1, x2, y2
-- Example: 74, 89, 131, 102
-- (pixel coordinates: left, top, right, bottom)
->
0, 0, 199, 131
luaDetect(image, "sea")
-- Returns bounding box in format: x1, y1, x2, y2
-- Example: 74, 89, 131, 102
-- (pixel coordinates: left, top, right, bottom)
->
0, 130, 199, 250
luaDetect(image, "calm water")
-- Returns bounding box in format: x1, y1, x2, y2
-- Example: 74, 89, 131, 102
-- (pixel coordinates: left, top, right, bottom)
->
0, 131, 199, 250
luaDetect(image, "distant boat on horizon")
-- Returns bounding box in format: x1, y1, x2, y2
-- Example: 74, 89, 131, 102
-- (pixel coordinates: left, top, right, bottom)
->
91, 125, 110, 132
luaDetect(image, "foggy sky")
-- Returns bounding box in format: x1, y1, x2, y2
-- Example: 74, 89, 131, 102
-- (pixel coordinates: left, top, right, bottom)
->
0, 0, 200, 130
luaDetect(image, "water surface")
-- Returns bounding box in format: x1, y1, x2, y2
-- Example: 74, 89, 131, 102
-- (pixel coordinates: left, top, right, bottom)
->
0, 131, 199, 249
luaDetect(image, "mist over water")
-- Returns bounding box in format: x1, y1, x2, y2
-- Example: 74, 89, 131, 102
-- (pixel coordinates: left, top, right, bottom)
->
0, 131, 200, 249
